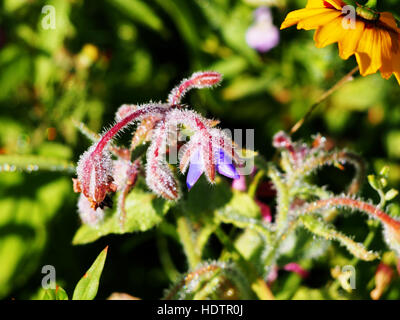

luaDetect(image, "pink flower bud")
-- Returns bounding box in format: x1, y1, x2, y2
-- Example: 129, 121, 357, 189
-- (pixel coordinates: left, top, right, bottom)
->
146, 122, 180, 200
283, 263, 309, 279
255, 200, 272, 223
76, 145, 117, 209
371, 263, 394, 300
74, 104, 167, 207
272, 131, 292, 149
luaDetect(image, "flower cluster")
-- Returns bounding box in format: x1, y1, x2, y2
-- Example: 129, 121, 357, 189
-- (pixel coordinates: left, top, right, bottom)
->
72, 71, 241, 226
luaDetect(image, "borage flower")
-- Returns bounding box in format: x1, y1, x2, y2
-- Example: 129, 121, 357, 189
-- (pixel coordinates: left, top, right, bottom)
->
280, 0, 400, 84
73, 70, 237, 221
185, 148, 240, 190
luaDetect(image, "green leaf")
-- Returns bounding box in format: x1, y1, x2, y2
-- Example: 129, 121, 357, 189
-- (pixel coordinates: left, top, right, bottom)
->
72, 187, 172, 245
41, 285, 69, 300
72, 247, 108, 300
216, 189, 261, 220
183, 176, 260, 219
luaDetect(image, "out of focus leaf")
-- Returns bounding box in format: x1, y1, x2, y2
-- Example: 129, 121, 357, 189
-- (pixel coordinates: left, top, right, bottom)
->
0, 46, 30, 101
0, 178, 71, 298
107, 0, 164, 32
154, 0, 199, 51
331, 75, 386, 111
41, 285, 69, 300
72, 187, 172, 245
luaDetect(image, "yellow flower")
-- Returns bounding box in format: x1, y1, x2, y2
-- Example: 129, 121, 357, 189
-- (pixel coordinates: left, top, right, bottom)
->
280, 0, 400, 84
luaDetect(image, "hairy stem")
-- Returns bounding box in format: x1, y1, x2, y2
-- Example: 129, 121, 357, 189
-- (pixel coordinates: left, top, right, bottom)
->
94, 105, 167, 154
302, 197, 400, 230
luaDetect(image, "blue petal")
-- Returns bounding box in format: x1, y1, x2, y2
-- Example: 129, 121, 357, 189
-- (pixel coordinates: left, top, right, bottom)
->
186, 149, 204, 190
216, 149, 240, 180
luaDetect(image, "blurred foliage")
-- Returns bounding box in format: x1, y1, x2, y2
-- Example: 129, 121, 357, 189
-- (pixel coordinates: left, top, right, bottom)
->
1, 0, 400, 300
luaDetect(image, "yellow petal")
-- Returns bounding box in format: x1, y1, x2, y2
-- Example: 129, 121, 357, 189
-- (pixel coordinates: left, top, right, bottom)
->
379, 29, 394, 79
313, 16, 346, 48
297, 10, 342, 30
355, 52, 372, 76
379, 12, 400, 33
338, 20, 364, 59
392, 51, 400, 84
281, 8, 331, 29
394, 72, 400, 85
305, 0, 325, 8
356, 27, 383, 76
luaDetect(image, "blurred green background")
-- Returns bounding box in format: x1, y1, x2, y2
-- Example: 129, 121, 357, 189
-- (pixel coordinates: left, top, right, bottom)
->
1, 0, 400, 299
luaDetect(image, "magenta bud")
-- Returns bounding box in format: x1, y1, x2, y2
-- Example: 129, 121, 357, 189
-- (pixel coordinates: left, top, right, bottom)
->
76, 146, 117, 209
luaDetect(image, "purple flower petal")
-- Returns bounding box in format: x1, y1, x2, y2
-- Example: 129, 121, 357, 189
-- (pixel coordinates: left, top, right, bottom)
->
216, 149, 240, 180
246, 7, 279, 53
254, 6, 273, 23
186, 149, 204, 190
246, 22, 280, 53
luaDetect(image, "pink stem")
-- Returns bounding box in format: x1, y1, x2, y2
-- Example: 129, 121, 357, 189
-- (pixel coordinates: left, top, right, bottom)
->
169, 71, 221, 105
94, 105, 166, 154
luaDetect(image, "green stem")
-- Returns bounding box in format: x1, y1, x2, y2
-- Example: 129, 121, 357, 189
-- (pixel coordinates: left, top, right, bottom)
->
268, 165, 290, 231
248, 170, 265, 199
156, 232, 180, 282
290, 66, 359, 135
330, 219, 380, 292
176, 216, 201, 269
